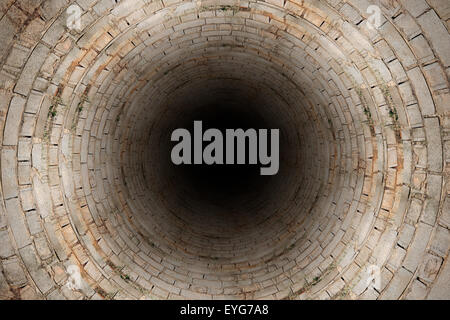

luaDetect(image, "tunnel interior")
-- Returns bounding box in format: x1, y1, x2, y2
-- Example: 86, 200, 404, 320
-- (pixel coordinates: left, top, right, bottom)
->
0, 0, 449, 300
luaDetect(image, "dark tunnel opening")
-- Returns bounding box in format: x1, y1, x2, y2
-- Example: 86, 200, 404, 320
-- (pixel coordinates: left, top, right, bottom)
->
167, 101, 280, 206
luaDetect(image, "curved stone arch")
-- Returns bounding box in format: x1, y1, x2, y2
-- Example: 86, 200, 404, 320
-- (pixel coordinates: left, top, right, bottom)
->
0, 0, 447, 301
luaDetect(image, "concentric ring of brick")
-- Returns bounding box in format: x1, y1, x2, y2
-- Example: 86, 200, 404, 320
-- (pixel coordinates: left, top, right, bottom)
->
0, 0, 449, 300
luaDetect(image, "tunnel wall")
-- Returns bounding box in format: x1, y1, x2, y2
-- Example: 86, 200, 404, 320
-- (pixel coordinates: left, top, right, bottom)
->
0, 0, 449, 300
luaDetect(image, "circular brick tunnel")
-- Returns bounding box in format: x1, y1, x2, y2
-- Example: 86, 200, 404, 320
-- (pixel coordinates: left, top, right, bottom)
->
0, 0, 449, 300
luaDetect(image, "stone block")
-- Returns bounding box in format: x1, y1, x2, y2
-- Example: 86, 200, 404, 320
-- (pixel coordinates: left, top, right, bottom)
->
417, 10, 450, 67
402, 222, 433, 272
5, 197, 31, 249
3, 95, 26, 146
2, 256, 28, 287
1, 149, 18, 199
14, 44, 50, 96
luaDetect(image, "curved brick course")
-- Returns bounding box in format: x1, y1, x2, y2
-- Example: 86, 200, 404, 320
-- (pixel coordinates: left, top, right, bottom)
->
0, 0, 449, 300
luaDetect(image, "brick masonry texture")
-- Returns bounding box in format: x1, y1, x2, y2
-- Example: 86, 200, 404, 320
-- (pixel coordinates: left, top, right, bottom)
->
0, 0, 449, 300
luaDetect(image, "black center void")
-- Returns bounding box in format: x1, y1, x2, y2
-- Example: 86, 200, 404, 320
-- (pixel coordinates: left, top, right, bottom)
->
143, 85, 298, 219
168, 101, 278, 206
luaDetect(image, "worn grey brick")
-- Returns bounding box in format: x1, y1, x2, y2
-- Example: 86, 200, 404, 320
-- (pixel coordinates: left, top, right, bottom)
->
5, 197, 31, 249
2, 256, 28, 287
403, 223, 433, 272
3, 95, 26, 146
19, 244, 54, 294
417, 9, 450, 67
0, 230, 15, 258
14, 44, 50, 95
1, 149, 18, 199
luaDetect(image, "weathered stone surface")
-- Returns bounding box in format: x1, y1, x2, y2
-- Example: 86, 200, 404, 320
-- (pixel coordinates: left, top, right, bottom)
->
0, 230, 15, 258
427, 259, 450, 299
2, 256, 28, 287
1, 149, 18, 199
32, 175, 53, 219
407, 68, 435, 116
0, 270, 14, 299
379, 267, 413, 300
19, 245, 54, 294
418, 253, 442, 283
20, 285, 43, 300
0, 15, 18, 60
403, 223, 433, 273
5, 197, 31, 249
404, 279, 428, 300
417, 9, 450, 67
429, 226, 450, 257
409, 35, 434, 64
398, 224, 415, 249
26, 211, 42, 235
14, 44, 50, 96
3, 95, 26, 146
438, 196, 450, 228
